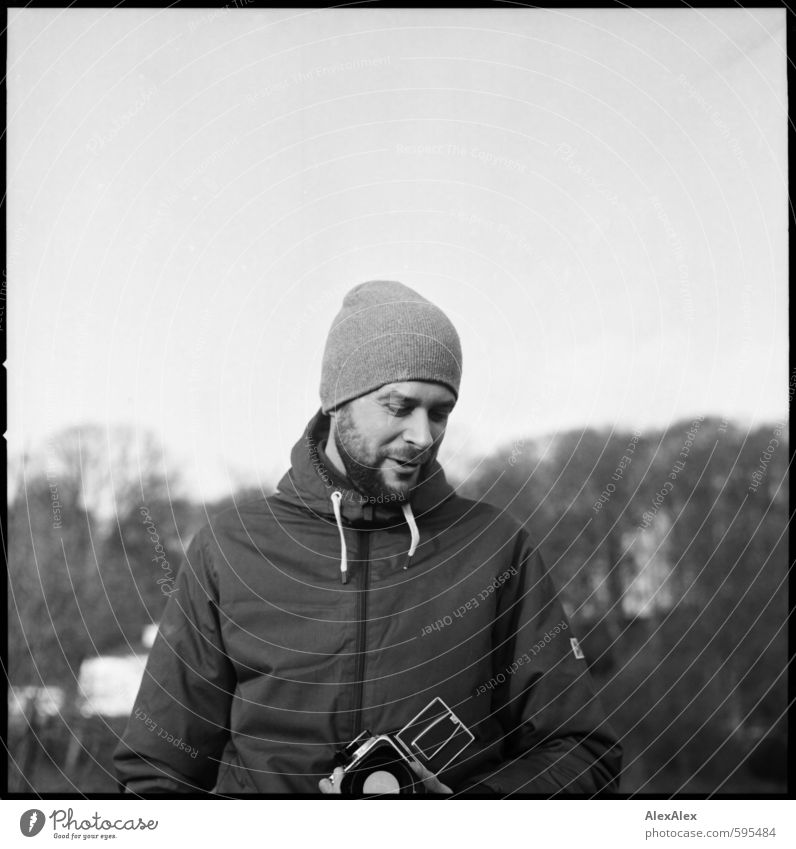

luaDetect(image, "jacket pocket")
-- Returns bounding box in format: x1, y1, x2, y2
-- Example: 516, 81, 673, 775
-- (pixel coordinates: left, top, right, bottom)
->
216, 750, 256, 794
212, 757, 229, 795
213, 748, 249, 794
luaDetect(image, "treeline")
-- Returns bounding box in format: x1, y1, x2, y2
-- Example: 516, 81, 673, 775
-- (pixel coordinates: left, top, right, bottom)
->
7, 425, 249, 683
456, 416, 788, 792
7, 416, 788, 791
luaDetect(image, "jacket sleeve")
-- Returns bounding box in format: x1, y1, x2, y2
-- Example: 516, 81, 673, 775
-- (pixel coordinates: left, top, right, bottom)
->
113, 527, 237, 794
462, 532, 622, 796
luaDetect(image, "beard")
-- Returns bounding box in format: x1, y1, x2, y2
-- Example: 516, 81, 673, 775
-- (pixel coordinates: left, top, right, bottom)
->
333, 406, 426, 502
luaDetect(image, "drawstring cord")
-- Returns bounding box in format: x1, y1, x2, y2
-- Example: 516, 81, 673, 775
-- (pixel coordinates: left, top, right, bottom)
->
330, 491, 420, 583
402, 501, 419, 561
330, 491, 348, 584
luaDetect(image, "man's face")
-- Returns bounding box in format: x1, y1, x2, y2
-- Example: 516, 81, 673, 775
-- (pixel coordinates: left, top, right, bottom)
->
330, 381, 456, 501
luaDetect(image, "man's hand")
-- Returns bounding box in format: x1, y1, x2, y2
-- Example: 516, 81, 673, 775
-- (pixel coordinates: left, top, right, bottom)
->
318, 762, 453, 795
319, 766, 345, 794
409, 760, 453, 795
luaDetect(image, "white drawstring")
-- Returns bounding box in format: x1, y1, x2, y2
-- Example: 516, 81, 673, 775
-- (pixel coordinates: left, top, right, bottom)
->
330, 491, 420, 583
330, 491, 348, 584
402, 501, 419, 558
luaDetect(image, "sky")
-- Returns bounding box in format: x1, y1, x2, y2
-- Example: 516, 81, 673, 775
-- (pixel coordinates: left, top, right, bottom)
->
8, 8, 788, 500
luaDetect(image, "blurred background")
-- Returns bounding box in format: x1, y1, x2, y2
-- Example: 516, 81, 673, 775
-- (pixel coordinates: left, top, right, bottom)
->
6, 8, 788, 794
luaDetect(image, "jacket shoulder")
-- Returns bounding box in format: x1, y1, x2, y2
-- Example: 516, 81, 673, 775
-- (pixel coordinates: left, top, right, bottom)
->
444, 492, 535, 544
198, 492, 283, 534
185, 493, 283, 565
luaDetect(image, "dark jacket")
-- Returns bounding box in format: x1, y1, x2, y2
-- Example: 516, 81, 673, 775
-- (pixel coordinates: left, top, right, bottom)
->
114, 409, 622, 795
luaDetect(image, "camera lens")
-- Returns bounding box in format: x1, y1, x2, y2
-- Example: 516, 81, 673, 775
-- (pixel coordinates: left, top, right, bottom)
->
362, 770, 401, 795
339, 739, 423, 795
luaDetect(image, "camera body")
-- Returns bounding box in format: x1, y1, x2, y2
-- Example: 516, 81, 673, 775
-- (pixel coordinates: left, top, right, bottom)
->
329, 697, 474, 796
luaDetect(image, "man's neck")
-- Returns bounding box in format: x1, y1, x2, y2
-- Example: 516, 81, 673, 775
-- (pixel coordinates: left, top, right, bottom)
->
322, 429, 348, 479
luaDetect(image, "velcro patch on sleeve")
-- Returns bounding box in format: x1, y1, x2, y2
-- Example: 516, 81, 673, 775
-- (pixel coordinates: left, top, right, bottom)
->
570, 637, 585, 660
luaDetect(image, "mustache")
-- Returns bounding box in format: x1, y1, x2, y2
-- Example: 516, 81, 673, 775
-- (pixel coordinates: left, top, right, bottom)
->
386, 451, 432, 464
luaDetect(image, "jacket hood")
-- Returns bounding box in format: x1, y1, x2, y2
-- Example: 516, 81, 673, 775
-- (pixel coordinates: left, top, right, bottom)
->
275, 408, 456, 525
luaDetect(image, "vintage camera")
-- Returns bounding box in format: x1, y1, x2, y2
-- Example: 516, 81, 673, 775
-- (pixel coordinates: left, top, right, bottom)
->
329, 697, 474, 796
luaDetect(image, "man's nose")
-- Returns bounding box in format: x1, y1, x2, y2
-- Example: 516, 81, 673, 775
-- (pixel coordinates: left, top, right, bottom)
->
402, 409, 434, 451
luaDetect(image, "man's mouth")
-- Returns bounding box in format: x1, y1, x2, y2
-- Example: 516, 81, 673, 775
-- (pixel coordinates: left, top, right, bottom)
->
388, 457, 422, 470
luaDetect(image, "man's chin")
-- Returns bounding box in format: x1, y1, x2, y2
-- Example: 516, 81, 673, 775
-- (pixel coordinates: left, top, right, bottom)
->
382, 472, 428, 502
347, 460, 426, 504
371, 475, 410, 501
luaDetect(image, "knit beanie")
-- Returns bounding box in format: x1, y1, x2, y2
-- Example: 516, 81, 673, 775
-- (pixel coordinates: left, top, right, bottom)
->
320, 280, 463, 413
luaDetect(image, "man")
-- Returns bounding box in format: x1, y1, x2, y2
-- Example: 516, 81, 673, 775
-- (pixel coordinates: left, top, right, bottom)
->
114, 280, 622, 796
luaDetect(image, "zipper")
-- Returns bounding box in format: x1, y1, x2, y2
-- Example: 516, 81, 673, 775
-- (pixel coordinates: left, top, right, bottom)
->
353, 529, 371, 737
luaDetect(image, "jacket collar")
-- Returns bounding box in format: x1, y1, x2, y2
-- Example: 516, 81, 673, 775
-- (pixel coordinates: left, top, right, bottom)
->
275, 408, 456, 524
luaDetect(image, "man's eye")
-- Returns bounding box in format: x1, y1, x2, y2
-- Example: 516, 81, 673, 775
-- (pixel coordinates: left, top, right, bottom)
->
387, 406, 410, 416
430, 410, 450, 422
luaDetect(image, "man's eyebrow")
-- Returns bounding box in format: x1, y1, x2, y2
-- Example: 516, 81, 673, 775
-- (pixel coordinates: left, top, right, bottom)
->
378, 390, 412, 403
378, 391, 455, 409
